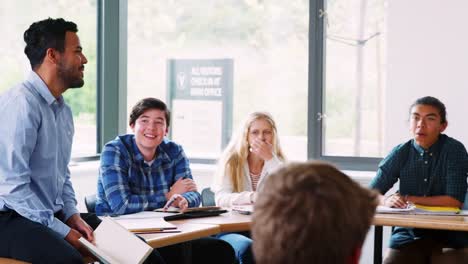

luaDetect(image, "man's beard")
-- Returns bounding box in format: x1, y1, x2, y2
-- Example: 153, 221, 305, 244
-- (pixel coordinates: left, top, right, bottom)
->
57, 61, 84, 89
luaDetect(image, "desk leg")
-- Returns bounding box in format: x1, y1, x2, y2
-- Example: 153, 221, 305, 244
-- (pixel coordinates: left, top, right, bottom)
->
374, 225, 383, 264
181, 242, 192, 264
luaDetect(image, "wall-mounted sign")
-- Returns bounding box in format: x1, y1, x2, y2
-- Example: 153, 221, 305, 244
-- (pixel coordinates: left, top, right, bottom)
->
167, 59, 233, 161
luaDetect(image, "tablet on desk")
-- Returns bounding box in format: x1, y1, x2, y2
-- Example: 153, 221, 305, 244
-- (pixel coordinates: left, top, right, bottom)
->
163, 209, 228, 221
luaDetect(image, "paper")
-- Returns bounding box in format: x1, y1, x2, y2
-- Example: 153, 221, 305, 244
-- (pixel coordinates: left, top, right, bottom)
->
232, 205, 254, 215
376, 205, 415, 213
79, 238, 119, 264
114, 217, 177, 233
79, 217, 153, 264
111, 211, 175, 219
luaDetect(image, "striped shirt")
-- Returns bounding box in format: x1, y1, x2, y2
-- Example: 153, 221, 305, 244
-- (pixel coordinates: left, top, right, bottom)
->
249, 172, 261, 191
96, 134, 201, 216
370, 134, 468, 248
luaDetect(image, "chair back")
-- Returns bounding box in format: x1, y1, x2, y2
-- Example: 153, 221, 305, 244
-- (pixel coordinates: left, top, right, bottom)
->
84, 194, 97, 213
201, 187, 215, 206
463, 192, 468, 210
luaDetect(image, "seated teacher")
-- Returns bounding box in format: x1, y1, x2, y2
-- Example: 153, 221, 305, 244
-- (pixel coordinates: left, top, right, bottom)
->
212, 111, 286, 264
96, 97, 235, 264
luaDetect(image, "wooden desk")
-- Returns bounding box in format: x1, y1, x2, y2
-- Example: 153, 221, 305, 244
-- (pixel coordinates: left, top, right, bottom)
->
0, 258, 30, 264
182, 211, 252, 232
140, 221, 221, 248
373, 213, 468, 264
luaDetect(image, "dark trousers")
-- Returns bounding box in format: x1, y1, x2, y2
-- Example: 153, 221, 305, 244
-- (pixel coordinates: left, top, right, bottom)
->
384, 237, 468, 264
159, 237, 236, 264
0, 210, 99, 264
0, 211, 234, 264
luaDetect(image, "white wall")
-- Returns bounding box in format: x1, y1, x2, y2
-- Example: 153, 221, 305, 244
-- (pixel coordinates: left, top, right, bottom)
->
386, 0, 468, 151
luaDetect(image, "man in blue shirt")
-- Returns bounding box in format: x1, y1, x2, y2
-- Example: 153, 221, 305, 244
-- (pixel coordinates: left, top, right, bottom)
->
370, 96, 468, 263
0, 18, 99, 263
96, 97, 235, 263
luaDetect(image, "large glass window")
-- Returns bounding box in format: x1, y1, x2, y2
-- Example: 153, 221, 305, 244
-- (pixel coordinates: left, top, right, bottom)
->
128, 1, 309, 161
0, 0, 97, 158
322, 0, 387, 158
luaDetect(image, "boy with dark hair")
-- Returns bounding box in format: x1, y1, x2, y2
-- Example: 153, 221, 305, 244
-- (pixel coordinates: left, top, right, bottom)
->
253, 161, 377, 264
96, 97, 235, 263
370, 96, 468, 263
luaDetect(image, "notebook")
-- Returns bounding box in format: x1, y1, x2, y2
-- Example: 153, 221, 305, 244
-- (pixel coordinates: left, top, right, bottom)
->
113, 217, 177, 233
78, 217, 153, 264
232, 205, 254, 215
377, 204, 464, 215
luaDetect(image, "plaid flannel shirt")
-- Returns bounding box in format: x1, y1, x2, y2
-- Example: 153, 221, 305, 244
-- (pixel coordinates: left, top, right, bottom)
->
96, 134, 201, 215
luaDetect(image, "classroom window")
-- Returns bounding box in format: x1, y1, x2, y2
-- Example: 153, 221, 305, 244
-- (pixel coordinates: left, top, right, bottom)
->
320, 0, 387, 158
0, 0, 98, 158
128, 1, 309, 162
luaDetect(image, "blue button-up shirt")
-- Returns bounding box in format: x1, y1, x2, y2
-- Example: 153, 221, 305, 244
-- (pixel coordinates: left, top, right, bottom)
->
96, 134, 201, 216
370, 134, 468, 248
0, 71, 78, 238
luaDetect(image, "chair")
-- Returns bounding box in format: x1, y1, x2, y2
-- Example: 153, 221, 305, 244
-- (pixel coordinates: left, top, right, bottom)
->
463, 192, 468, 210
201, 187, 215, 206
84, 194, 97, 213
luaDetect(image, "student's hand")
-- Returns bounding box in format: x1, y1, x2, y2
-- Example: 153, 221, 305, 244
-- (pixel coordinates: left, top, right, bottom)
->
167, 178, 197, 199
249, 192, 257, 204
65, 228, 97, 261
163, 194, 189, 212
384, 193, 408, 208
250, 138, 273, 161
66, 214, 94, 243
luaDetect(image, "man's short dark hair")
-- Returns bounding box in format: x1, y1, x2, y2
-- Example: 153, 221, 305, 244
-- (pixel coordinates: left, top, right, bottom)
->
252, 161, 378, 264
24, 18, 78, 69
410, 96, 447, 124
129, 98, 171, 127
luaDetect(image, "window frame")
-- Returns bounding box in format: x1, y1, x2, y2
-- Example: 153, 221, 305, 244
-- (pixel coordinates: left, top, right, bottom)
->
96, 0, 128, 154
90, 0, 382, 170
308, 0, 382, 171
71, 0, 127, 162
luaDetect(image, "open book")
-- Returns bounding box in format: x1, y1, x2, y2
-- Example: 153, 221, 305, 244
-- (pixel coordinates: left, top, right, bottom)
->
78, 217, 153, 264
377, 204, 462, 215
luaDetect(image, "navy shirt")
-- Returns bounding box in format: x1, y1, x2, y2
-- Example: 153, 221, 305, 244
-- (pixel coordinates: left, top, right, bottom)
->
370, 134, 468, 248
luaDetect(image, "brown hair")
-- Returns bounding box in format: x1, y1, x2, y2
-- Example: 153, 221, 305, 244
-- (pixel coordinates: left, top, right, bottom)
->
129, 97, 170, 127
252, 161, 378, 264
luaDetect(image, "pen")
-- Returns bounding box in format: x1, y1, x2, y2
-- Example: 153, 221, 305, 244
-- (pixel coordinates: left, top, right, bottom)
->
164, 195, 177, 210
